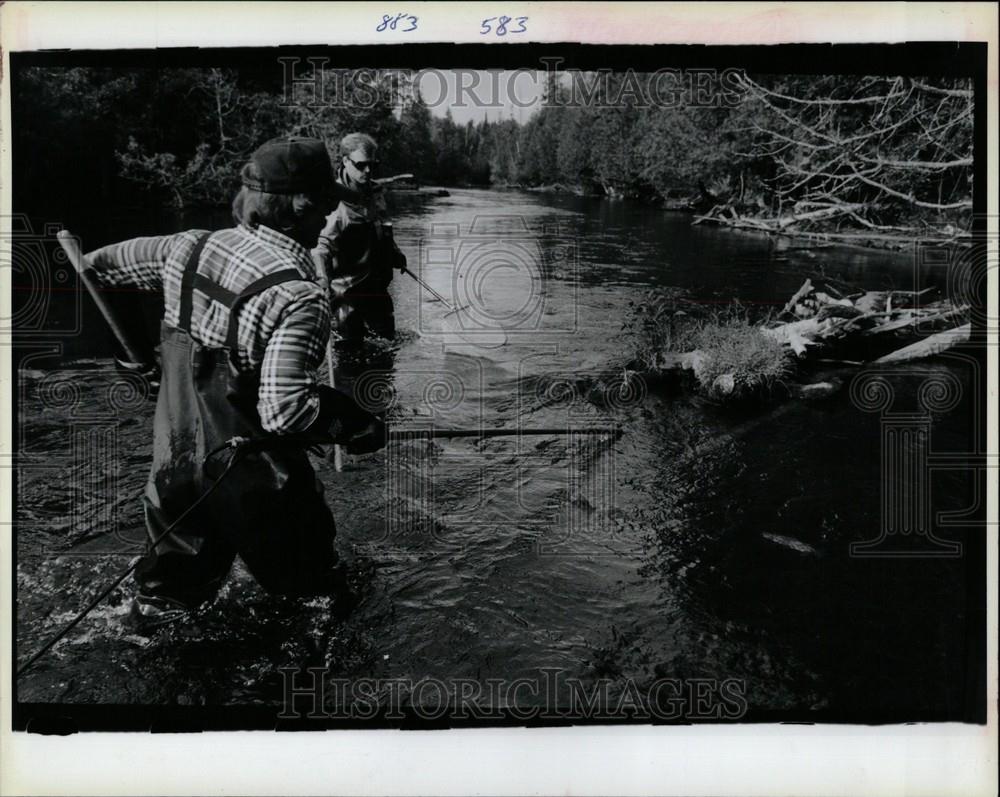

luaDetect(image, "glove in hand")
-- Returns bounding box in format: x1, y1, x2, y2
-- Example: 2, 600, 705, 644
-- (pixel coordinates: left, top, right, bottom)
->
343, 417, 387, 455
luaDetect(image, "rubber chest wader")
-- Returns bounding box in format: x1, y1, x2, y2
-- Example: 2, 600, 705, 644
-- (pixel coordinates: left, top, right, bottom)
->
136, 233, 339, 608
332, 215, 397, 341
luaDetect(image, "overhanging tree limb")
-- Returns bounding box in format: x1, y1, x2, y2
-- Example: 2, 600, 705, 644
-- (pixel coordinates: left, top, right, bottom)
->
847, 166, 973, 210
729, 73, 972, 235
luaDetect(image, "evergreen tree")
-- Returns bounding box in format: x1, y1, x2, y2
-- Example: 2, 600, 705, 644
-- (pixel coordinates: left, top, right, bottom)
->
399, 89, 435, 183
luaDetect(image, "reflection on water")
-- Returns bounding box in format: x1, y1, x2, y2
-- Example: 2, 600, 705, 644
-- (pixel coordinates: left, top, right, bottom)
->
16, 189, 977, 720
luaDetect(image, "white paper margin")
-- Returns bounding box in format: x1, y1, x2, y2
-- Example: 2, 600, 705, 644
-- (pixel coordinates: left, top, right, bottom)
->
1, 3, 996, 795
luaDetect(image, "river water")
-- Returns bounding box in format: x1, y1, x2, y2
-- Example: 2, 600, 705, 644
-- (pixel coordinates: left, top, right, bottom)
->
15, 189, 981, 722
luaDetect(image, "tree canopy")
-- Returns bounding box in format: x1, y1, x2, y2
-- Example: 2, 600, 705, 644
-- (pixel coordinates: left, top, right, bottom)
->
12, 66, 973, 240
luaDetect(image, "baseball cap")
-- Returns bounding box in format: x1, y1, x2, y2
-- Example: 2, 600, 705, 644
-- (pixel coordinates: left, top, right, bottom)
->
242, 136, 336, 196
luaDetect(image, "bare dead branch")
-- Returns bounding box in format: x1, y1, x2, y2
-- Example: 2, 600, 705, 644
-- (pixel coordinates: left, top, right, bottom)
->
911, 80, 974, 98
858, 155, 973, 171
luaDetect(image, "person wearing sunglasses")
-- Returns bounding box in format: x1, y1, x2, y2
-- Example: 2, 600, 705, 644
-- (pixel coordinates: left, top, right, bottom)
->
313, 132, 407, 346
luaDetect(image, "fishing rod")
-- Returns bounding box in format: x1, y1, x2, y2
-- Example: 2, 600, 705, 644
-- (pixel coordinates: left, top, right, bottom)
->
57, 231, 147, 364
377, 223, 460, 314
16, 424, 621, 676
399, 262, 456, 310
20, 231, 616, 676
378, 222, 454, 311
383, 222, 507, 350
374, 173, 415, 185
14, 434, 274, 678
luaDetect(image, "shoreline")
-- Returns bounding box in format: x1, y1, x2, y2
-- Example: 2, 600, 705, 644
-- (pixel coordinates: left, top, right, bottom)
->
475, 184, 964, 254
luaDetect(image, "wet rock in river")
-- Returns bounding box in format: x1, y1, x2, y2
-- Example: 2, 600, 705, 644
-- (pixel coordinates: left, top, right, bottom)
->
789, 379, 842, 400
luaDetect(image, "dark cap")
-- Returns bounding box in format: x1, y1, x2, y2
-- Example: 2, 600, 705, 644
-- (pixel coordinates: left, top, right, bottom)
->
243, 136, 336, 196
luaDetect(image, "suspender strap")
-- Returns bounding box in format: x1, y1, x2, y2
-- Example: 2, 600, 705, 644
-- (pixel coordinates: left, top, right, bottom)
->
192, 273, 237, 308
176, 231, 309, 356
178, 232, 214, 332
225, 269, 308, 352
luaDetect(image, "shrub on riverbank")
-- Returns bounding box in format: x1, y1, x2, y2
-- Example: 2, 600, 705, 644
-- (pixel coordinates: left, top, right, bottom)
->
626, 296, 793, 401
686, 318, 794, 399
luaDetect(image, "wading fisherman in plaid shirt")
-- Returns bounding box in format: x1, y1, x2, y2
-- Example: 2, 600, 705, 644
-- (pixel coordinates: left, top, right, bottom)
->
87, 137, 384, 630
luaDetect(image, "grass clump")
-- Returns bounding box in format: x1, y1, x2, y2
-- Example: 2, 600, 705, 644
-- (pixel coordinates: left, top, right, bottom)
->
688, 316, 793, 399
625, 295, 794, 401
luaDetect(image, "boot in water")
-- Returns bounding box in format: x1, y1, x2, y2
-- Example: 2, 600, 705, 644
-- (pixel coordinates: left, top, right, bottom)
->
328, 564, 359, 621
125, 594, 193, 635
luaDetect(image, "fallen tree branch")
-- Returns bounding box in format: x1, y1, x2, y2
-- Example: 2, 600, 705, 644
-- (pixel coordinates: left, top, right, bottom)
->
873, 324, 971, 363
848, 166, 974, 210
734, 74, 898, 106
689, 212, 970, 247
860, 156, 973, 171
861, 305, 968, 335
780, 279, 814, 318
911, 80, 973, 98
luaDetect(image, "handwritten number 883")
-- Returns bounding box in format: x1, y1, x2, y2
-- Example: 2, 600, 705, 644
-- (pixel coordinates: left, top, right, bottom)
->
377, 13, 418, 32
480, 16, 528, 35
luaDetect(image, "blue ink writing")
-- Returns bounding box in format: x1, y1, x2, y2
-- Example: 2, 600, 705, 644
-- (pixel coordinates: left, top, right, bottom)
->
377, 13, 418, 32
480, 16, 528, 36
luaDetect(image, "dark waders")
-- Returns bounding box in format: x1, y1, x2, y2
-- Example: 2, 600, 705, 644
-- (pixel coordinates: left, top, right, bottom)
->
331, 220, 397, 344
333, 291, 396, 343
136, 233, 339, 609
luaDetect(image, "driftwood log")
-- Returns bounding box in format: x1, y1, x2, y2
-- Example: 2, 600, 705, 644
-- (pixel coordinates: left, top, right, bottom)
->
761, 279, 969, 361
873, 323, 970, 363
640, 278, 971, 401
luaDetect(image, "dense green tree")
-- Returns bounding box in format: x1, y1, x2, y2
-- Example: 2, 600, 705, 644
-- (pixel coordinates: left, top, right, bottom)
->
516, 106, 564, 185
555, 110, 593, 187
399, 90, 436, 183
483, 119, 521, 185
430, 110, 465, 184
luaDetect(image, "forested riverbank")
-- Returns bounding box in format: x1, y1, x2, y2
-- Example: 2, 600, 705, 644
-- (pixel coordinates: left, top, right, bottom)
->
13, 67, 972, 248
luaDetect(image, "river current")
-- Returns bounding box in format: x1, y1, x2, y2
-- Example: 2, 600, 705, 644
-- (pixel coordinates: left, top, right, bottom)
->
15, 189, 980, 721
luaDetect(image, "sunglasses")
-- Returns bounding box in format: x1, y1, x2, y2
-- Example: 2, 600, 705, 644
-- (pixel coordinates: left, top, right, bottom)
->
348, 157, 379, 171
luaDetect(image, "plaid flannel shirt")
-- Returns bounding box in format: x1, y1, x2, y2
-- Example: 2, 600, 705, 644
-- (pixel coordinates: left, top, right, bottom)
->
87, 224, 330, 434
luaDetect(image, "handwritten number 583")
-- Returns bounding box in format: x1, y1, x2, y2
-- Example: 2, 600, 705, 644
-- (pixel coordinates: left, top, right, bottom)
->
480, 16, 528, 35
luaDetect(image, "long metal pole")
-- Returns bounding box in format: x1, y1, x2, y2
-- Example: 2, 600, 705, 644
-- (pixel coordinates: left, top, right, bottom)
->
388, 427, 622, 440
326, 337, 344, 472
374, 173, 415, 185
57, 230, 147, 364
399, 264, 455, 310
400, 264, 508, 349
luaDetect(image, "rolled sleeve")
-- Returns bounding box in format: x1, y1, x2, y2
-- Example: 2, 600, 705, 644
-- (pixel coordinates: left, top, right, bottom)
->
312, 206, 349, 276
85, 233, 190, 292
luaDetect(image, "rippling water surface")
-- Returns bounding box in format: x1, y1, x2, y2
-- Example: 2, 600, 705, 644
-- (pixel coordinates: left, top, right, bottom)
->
16, 189, 979, 720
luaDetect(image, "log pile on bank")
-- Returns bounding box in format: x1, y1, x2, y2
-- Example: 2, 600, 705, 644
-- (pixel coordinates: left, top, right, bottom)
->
629, 279, 971, 402
691, 205, 970, 251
